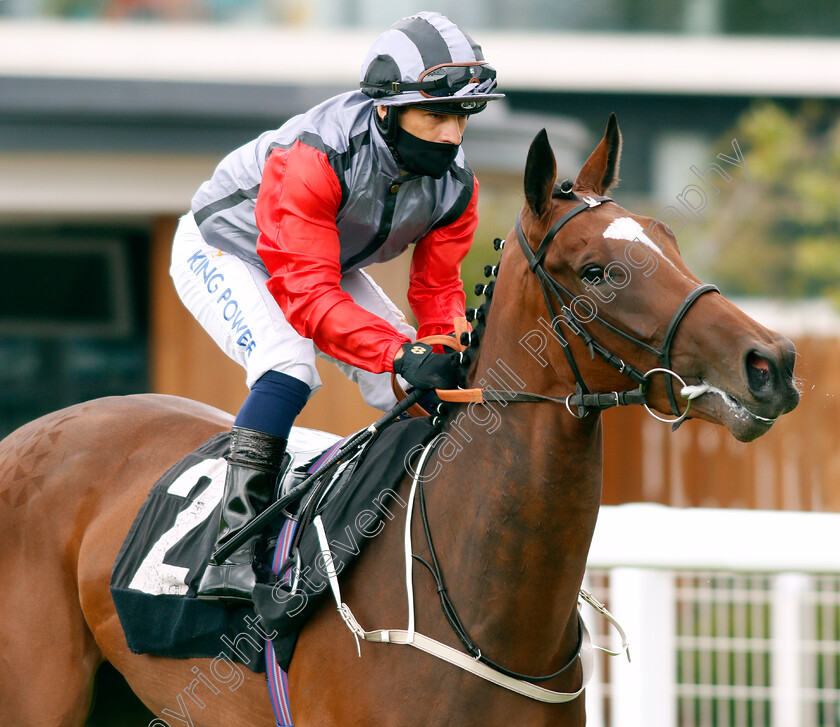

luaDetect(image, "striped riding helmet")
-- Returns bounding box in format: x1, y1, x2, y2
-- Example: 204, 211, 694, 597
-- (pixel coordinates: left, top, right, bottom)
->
360, 11, 504, 115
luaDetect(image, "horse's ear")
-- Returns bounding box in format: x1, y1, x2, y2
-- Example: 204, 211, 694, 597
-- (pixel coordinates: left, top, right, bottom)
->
574, 113, 622, 195
524, 129, 557, 218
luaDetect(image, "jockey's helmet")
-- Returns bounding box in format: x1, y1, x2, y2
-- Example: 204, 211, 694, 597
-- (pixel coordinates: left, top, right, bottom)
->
360, 11, 504, 117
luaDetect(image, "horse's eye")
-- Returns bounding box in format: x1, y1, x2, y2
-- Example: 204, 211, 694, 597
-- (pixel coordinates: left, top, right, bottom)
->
581, 264, 606, 285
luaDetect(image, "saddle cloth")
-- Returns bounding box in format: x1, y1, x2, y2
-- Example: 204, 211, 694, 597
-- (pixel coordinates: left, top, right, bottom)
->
110, 416, 436, 673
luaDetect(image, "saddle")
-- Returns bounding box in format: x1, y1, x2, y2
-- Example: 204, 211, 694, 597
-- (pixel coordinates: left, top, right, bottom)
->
110, 416, 437, 673
276, 427, 343, 512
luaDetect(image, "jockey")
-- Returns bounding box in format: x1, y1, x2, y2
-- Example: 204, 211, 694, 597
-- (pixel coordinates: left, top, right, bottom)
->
170, 11, 504, 603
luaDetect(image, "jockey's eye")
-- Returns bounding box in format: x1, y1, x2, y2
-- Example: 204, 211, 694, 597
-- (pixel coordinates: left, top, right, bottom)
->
581, 264, 606, 286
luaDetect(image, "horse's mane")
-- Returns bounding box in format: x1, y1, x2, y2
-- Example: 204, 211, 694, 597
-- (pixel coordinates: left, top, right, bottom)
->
455, 283, 492, 390
452, 179, 577, 393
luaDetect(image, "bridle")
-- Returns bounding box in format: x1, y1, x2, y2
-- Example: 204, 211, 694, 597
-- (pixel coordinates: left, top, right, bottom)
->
501, 191, 719, 426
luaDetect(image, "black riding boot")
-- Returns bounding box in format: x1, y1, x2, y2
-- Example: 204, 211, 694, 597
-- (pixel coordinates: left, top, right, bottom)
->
196, 426, 286, 604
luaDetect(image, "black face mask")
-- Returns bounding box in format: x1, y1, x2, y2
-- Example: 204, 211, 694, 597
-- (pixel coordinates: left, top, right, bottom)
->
393, 128, 459, 179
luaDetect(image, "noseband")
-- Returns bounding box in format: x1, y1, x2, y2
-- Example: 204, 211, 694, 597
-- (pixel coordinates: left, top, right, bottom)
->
508, 193, 719, 424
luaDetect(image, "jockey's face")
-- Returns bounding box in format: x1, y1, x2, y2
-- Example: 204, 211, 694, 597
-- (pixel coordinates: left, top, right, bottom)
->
378, 106, 468, 145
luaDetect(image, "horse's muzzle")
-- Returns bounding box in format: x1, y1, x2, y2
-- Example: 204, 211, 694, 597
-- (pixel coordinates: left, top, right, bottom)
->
743, 335, 799, 414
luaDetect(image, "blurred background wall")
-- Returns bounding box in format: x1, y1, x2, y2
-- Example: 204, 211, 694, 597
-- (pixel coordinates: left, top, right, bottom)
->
0, 0, 838, 511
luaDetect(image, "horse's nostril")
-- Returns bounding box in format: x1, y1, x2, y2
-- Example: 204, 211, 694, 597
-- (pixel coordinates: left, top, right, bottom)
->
746, 351, 772, 391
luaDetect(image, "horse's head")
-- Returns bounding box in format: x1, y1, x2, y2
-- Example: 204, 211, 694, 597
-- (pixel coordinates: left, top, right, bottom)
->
510, 114, 799, 441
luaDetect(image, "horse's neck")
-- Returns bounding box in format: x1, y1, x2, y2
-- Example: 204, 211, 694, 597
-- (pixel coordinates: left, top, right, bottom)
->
424, 289, 604, 672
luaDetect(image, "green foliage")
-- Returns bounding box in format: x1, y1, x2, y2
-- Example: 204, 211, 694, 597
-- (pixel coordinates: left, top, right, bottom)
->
680, 102, 840, 304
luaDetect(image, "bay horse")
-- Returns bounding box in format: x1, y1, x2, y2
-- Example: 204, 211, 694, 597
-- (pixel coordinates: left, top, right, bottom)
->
0, 116, 798, 726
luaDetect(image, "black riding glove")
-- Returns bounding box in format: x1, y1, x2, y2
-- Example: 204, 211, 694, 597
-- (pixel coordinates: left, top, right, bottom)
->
393, 342, 458, 390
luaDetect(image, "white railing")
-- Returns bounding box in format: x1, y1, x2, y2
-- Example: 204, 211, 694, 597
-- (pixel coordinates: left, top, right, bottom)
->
583, 504, 840, 727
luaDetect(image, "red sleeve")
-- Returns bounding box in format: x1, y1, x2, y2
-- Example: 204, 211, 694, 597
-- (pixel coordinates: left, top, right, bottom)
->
408, 176, 478, 339
255, 141, 410, 374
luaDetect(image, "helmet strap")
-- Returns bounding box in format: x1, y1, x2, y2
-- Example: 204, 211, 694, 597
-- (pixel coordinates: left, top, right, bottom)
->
376, 106, 399, 142
375, 106, 407, 168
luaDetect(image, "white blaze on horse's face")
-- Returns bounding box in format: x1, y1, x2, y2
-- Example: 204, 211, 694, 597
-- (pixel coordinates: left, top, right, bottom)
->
602, 216, 685, 277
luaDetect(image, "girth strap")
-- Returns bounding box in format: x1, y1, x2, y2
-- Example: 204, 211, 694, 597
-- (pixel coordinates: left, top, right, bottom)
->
338, 610, 595, 704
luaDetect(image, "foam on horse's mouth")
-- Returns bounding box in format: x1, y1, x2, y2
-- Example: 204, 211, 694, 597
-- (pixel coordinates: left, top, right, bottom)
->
681, 382, 777, 424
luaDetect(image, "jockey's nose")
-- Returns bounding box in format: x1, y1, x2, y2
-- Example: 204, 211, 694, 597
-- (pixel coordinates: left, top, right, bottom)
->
438, 116, 464, 145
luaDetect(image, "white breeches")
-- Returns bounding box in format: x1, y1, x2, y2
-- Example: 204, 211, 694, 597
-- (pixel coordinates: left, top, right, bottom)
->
170, 213, 416, 412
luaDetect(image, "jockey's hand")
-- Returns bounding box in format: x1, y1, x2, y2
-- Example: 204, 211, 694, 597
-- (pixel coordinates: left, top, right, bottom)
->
393, 342, 458, 390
